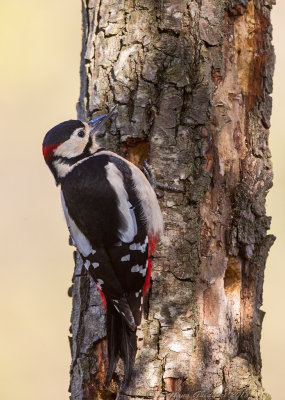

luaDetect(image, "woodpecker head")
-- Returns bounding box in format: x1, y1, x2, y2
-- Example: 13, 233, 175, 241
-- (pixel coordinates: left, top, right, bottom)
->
42, 106, 117, 184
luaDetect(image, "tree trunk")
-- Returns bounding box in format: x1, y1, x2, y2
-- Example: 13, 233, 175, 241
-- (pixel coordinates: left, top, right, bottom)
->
69, 0, 275, 399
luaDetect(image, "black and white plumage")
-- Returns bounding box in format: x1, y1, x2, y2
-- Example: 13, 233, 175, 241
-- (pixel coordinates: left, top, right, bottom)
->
42, 108, 163, 388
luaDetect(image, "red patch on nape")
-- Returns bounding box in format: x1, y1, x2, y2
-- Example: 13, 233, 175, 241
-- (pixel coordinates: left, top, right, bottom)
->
42, 143, 61, 161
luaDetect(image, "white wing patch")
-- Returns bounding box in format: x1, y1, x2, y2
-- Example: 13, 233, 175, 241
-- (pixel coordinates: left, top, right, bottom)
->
90, 150, 163, 239
130, 165, 164, 238
83, 260, 99, 271
129, 236, 148, 253
121, 254, 130, 262
105, 162, 137, 243
131, 264, 147, 277
129, 243, 147, 252
60, 191, 94, 257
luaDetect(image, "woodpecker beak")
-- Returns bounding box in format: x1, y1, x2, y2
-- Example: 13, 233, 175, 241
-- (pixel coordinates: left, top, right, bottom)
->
88, 105, 117, 136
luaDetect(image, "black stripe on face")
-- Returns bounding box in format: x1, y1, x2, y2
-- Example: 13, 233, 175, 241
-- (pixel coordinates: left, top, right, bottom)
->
84, 135, 93, 154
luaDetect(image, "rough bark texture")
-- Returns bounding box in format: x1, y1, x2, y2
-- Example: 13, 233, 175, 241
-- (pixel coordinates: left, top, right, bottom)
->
69, 1, 275, 399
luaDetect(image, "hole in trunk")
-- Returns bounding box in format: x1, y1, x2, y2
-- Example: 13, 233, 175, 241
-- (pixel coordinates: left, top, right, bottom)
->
224, 257, 241, 296
120, 138, 149, 167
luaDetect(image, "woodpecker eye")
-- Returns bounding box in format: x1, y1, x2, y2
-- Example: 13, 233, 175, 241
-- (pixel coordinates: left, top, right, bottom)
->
77, 130, 85, 138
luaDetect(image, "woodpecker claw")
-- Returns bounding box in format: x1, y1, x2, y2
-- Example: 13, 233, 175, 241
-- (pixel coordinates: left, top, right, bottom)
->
142, 165, 155, 187
143, 160, 185, 197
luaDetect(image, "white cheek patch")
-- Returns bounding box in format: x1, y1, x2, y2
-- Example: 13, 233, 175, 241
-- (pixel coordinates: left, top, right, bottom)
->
54, 129, 89, 159
121, 254, 130, 262
92, 262, 99, 269
61, 191, 93, 257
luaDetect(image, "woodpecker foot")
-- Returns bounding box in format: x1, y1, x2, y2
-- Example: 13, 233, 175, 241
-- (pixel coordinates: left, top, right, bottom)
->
142, 160, 184, 198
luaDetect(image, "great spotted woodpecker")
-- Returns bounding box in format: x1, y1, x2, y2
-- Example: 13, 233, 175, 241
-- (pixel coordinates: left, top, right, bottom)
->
42, 107, 163, 388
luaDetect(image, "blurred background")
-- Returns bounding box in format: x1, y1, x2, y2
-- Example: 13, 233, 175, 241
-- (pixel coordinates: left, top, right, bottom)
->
0, 1, 283, 399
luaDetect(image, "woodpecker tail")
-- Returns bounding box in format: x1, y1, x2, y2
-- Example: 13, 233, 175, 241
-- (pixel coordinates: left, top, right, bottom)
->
106, 299, 137, 390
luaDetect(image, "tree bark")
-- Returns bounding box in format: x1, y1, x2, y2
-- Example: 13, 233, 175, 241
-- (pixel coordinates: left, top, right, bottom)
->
69, 0, 275, 399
